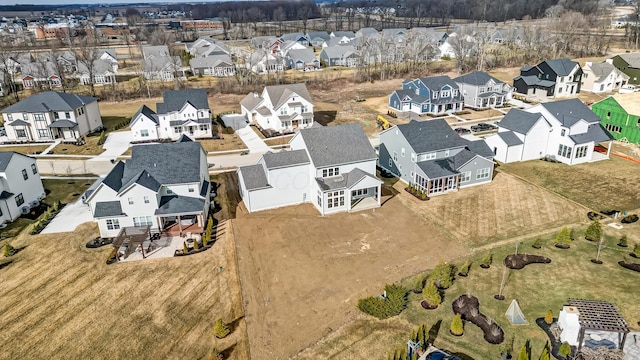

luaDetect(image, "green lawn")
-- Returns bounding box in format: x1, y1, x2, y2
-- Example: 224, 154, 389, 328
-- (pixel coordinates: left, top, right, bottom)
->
499, 157, 640, 212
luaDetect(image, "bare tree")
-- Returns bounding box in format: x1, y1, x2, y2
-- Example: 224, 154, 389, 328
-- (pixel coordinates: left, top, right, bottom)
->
447, 28, 475, 73
0, 33, 22, 102
273, 7, 286, 35
74, 26, 102, 97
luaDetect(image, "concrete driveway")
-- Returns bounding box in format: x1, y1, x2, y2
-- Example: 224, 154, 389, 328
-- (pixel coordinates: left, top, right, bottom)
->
41, 198, 93, 234
236, 126, 271, 154
89, 131, 132, 161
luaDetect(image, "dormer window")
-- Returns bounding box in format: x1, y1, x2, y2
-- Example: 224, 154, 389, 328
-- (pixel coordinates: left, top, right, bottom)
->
561, 129, 566, 136
441, 90, 451, 97
433, 91, 438, 99
322, 167, 339, 177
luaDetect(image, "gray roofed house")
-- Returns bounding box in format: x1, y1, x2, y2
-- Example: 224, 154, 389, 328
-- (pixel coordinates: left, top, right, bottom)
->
497, 131, 523, 146
285, 48, 320, 71
0, 150, 46, 224
389, 75, 464, 115
94, 201, 125, 218
156, 89, 209, 114
77, 58, 117, 85
122, 142, 203, 186
540, 98, 600, 126
330, 31, 355, 39
454, 71, 512, 109
1, 91, 96, 113
185, 36, 230, 57
514, 58, 582, 98
142, 45, 182, 80
497, 108, 547, 134
240, 82, 314, 133
189, 54, 235, 77
299, 123, 377, 168
251, 35, 278, 49
265, 83, 313, 109
319, 45, 358, 67
307, 31, 330, 46
263, 149, 310, 169
130, 105, 158, 126
238, 164, 270, 191
581, 60, 629, 93
397, 119, 468, 154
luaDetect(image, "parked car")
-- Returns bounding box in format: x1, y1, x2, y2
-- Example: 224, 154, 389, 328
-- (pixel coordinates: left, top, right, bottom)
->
0, 127, 6, 136
619, 84, 640, 94
470, 123, 498, 132
455, 127, 471, 135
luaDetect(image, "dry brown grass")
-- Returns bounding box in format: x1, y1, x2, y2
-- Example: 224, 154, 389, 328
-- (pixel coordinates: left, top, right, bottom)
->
99, 98, 157, 119
200, 134, 247, 152
458, 108, 504, 120
0, 220, 249, 360
264, 136, 292, 147
0, 144, 51, 155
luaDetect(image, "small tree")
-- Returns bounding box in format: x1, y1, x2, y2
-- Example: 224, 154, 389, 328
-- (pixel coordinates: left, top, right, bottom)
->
3, 243, 16, 257
517, 344, 529, 360
52, 200, 59, 212
183, 241, 189, 254
450, 313, 463, 336
532, 238, 543, 249
193, 238, 200, 250
554, 227, 571, 247
213, 318, 231, 339
480, 253, 492, 268
539, 342, 550, 360
458, 260, 470, 276
422, 282, 441, 306
633, 243, 640, 258
207, 347, 224, 360
584, 220, 602, 241
558, 342, 571, 357
618, 235, 628, 247
98, 131, 106, 145
429, 262, 455, 289
544, 310, 553, 324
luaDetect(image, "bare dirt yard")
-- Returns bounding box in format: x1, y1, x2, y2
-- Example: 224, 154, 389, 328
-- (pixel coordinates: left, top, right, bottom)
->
0, 220, 248, 360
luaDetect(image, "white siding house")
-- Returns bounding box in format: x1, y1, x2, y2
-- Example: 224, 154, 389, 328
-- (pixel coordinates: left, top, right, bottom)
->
0, 152, 46, 224
238, 123, 382, 214
0, 91, 103, 143
240, 83, 314, 134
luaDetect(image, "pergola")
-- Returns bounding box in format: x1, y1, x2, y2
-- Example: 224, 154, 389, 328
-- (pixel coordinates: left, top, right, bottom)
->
570, 299, 630, 353
112, 226, 152, 261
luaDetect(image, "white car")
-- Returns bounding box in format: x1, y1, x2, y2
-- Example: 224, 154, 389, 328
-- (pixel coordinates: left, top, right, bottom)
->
619, 85, 640, 94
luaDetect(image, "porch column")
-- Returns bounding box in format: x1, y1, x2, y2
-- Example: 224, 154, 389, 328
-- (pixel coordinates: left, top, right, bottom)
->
156, 217, 162, 232
456, 174, 460, 190
606, 141, 612, 158
178, 215, 182, 235
376, 185, 381, 205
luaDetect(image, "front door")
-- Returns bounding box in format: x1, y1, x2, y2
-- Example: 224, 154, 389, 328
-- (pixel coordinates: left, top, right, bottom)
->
188, 126, 195, 135
292, 120, 299, 128
447, 177, 456, 190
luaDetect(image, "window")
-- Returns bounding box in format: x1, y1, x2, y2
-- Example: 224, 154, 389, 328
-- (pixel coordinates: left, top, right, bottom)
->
605, 124, 621, 133
444, 150, 450, 157
606, 112, 611, 119
351, 189, 366, 197
401, 147, 405, 157
476, 168, 491, 180
452, 89, 458, 96
142, 196, 150, 204
15, 193, 24, 206
22, 169, 28, 180
6, 114, 12, 121
557, 144, 572, 158
301, 105, 308, 113
33, 113, 44, 121
22, 113, 28, 120
479, 87, 486, 94
393, 151, 398, 161
15, 129, 26, 138
280, 107, 288, 115
188, 185, 195, 192
575, 145, 588, 158
128, 197, 134, 205
64, 112, 69, 118
327, 190, 345, 209
432, 91, 438, 99
174, 127, 182, 134
423, 152, 436, 160
166, 188, 173, 194
199, 124, 208, 131
560, 129, 566, 136
37, 129, 50, 138
140, 129, 149, 137
461, 171, 471, 182
106, 219, 120, 230
31, 164, 37, 174
133, 216, 153, 227
322, 167, 340, 177
441, 90, 450, 97
388, 158, 392, 167
54, 112, 59, 120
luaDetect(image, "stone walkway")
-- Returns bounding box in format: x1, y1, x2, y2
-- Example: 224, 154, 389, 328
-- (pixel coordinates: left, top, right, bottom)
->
583, 330, 640, 359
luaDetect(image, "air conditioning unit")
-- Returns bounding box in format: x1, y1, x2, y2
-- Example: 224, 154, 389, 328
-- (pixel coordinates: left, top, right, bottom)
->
30, 200, 40, 208
20, 206, 30, 215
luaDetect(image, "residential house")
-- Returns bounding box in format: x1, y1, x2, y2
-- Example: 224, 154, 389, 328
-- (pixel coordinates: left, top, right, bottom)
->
189, 55, 235, 77
85, 139, 211, 238
99, 48, 118, 66
274, 40, 307, 58
319, 45, 358, 67
0, 91, 103, 143
240, 83, 313, 133
280, 32, 308, 45
285, 48, 320, 71
330, 31, 355, 40
388, 76, 464, 115
378, 118, 495, 196
484, 99, 613, 165
581, 60, 629, 93
0, 151, 46, 224
409, 27, 448, 46
78, 59, 117, 85
454, 71, 512, 109
20, 61, 62, 89
184, 36, 230, 58
307, 31, 330, 47
611, 53, 640, 84
237, 123, 381, 214
55, 51, 78, 73
355, 27, 380, 40
247, 50, 284, 74
591, 94, 640, 144
513, 58, 583, 98
251, 36, 277, 49
130, 89, 212, 142
142, 45, 182, 80
322, 37, 351, 48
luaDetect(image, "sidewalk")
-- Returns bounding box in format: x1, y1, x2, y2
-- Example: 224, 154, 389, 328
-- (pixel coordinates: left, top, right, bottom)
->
88, 131, 132, 162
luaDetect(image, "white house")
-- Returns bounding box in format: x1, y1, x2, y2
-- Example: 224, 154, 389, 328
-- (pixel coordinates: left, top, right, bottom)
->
237, 123, 382, 215
484, 99, 613, 165
142, 45, 183, 80
78, 58, 117, 85
0, 152, 46, 224
454, 71, 512, 109
0, 91, 103, 143
130, 89, 212, 142
247, 50, 284, 74
189, 55, 235, 77
85, 138, 211, 238
239, 83, 314, 133
184, 36, 230, 58
581, 60, 629, 93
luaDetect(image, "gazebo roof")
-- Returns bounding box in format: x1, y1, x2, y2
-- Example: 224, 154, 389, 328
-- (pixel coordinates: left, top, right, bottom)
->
568, 299, 629, 333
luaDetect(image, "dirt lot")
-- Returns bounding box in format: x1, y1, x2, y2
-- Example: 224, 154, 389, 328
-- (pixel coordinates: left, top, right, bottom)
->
0, 221, 248, 360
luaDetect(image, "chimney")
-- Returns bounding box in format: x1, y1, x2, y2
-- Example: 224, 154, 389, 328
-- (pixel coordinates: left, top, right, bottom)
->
605, 58, 613, 65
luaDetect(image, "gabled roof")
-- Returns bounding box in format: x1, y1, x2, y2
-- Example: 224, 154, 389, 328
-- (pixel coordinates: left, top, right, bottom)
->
240, 92, 263, 111
542, 58, 580, 76
189, 54, 233, 68
394, 119, 467, 154
155, 195, 206, 215
0, 151, 34, 172
569, 124, 614, 144
392, 89, 428, 104
299, 123, 376, 168
497, 131, 523, 146
417, 75, 460, 91
238, 164, 270, 191
586, 61, 629, 82
102, 161, 126, 191
156, 89, 209, 114
463, 139, 495, 159
315, 167, 381, 191
262, 149, 309, 169
1, 91, 96, 113
142, 45, 171, 58
119, 169, 162, 194
130, 105, 158, 126
321, 45, 356, 59
77, 58, 115, 75
454, 71, 504, 86
264, 83, 312, 110
331, 31, 355, 39
48, 119, 77, 128
94, 201, 125, 218
307, 31, 330, 41
498, 108, 547, 134
513, 75, 555, 88
177, 134, 193, 142
614, 53, 640, 68
280, 32, 307, 42
287, 48, 317, 63
540, 99, 600, 126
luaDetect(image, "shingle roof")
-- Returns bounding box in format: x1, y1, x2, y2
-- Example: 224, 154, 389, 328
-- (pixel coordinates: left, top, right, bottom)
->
122, 142, 204, 187
315, 167, 380, 191
307, 31, 330, 41
94, 201, 125, 218
1, 91, 97, 113
77, 58, 114, 75
0, 152, 17, 171
331, 31, 355, 39
587, 62, 625, 82
239, 92, 263, 111
156, 89, 209, 114
102, 161, 126, 191
393, 89, 429, 104
287, 48, 317, 63
189, 54, 233, 68
119, 170, 162, 194
514, 75, 555, 88
416, 158, 458, 179
497, 131, 523, 146
417, 75, 460, 91
238, 164, 270, 191
540, 99, 600, 126
48, 119, 78, 128
264, 83, 313, 110
262, 149, 309, 169
395, 119, 467, 154
498, 109, 547, 134
463, 139, 495, 159
454, 71, 504, 86
321, 45, 356, 59
130, 105, 158, 126
544, 58, 580, 76
570, 124, 614, 144
615, 53, 640, 68
155, 195, 205, 215
300, 123, 376, 168
142, 45, 171, 58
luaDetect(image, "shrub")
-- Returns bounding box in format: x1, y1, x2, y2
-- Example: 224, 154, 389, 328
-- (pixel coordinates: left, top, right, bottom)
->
516, 344, 529, 360
459, 260, 471, 276
634, 243, 640, 258
501, 335, 514, 356
422, 282, 442, 306
532, 238, 543, 248
193, 239, 200, 250
53, 200, 60, 212
558, 342, 571, 357
97, 131, 106, 145
621, 214, 639, 223
183, 242, 189, 254
414, 276, 424, 292
618, 235, 628, 247
3, 243, 16, 257
480, 253, 492, 267
450, 313, 464, 336
539, 342, 550, 360
429, 262, 455, 289
207, 347, 224, 360
554, 227, 571, 246
584, 220, 602, 241
357, 284, 408, 319
544, 310, 553, 324
213, 318, 231, 339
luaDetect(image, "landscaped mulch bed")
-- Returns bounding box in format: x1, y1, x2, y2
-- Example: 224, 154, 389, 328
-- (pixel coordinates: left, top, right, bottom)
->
536, 317, 575, 360
452, 294, 504, 344
404, 188, 429, 201
420, 300, 438, 310
503, 254, 551, 270
85, 237, 113, 248
618, 261, 640, 273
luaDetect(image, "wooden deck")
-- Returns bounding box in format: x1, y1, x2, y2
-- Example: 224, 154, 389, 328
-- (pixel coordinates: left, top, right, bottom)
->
163, 222, 204, 236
